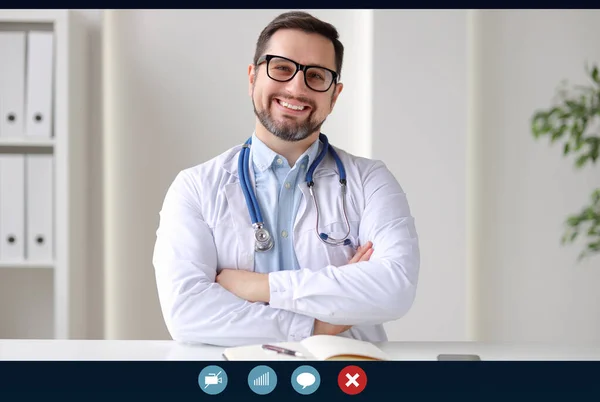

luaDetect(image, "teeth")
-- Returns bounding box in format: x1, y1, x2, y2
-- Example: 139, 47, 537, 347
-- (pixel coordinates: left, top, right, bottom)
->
279, 100, 305, 111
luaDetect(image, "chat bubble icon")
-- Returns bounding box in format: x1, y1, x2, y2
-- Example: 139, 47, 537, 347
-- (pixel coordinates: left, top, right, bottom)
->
296, 372, 316, 389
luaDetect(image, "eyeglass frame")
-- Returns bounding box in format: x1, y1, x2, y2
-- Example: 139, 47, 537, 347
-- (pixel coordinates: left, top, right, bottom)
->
255, 54, 339, 93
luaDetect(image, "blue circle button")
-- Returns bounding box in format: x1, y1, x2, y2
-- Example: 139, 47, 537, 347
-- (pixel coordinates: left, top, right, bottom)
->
198, 365, 228, 395
291, 365, 321, 395
248, 365, 278, 395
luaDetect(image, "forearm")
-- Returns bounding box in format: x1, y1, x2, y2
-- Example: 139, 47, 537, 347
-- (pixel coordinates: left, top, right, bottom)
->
268, 235, 419, 325
156, 264, 314, 347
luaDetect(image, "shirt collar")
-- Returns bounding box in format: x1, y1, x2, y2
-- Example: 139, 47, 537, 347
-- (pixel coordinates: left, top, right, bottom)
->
251, 132, 322, 173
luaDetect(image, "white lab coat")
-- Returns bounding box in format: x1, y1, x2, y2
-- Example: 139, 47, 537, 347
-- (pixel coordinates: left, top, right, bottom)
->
152, 142, 420, 347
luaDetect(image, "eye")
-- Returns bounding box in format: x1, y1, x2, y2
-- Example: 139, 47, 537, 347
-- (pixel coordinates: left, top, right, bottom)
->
307, 71, 325, 81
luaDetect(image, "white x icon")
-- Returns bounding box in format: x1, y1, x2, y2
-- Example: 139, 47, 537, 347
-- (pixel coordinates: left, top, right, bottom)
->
345, 373, 360, 387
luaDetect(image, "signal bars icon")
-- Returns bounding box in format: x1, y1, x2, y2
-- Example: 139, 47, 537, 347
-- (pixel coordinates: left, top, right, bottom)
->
253, 371, 270, 386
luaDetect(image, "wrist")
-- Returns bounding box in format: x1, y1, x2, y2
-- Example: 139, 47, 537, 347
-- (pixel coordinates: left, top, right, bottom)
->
313, 319, 325, 335
254, 273, 270, 303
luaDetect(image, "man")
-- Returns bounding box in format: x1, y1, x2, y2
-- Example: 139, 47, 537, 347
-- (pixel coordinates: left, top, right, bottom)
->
152, 11, 420, 347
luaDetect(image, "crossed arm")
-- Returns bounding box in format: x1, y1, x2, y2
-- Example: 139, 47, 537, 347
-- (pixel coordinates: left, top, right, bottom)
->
153, 162, 418, 346
216, 242, 374, 337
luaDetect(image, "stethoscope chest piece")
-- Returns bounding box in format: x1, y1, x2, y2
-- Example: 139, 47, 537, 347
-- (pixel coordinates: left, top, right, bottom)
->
253, 223, 274, 252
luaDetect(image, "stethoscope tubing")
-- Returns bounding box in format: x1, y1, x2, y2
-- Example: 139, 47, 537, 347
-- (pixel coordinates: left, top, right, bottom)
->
239, 133, 352, 250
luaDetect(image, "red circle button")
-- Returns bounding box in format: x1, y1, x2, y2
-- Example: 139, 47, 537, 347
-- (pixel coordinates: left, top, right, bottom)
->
337, 365, 367, 395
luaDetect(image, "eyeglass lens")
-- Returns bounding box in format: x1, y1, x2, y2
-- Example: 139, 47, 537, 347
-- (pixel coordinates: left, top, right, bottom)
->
267, 57, 334, 92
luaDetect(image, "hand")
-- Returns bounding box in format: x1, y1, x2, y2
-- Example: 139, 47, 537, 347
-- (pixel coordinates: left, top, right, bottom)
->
216, 269, 270, 303
313, 241, 374, 336
349, 241, 373, 264
313, 319, 352, 336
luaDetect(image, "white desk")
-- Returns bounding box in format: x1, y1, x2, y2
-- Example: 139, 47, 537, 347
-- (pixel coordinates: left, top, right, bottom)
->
1, 340, 599, 360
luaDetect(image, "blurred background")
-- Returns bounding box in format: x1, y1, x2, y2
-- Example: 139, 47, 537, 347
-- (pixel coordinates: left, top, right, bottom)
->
0, 9, 599, 343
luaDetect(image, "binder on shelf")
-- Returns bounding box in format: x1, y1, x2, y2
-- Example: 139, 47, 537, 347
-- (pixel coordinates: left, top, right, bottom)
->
25, 31, 54, 139
26, 154, 54, 262
0, 154, 25, 261
0, 32, 26, 139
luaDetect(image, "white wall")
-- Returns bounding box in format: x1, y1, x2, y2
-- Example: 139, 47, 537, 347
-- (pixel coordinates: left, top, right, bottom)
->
72, 9, 104, 339
372, 10, 468, 341
476, 10, 600, 342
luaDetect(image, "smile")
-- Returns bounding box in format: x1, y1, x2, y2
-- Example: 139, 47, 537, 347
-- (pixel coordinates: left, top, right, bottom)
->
275, 99, 310, 114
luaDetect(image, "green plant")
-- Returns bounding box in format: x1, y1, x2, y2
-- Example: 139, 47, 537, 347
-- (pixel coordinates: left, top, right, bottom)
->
531, 63, 600, 260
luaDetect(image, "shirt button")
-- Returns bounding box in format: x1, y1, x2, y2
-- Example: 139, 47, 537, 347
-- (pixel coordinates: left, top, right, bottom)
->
284, 182, 291, 189
281, 230, 288, 238
276, 158, 283, 165
301, 164, 306, 169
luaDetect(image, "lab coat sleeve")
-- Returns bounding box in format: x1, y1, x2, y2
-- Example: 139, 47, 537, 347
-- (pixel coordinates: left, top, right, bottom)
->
268, 160, 420, 326
153, 170, 315, 347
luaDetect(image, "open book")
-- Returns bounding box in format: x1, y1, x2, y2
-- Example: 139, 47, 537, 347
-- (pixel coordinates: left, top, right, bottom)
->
222, 335, 389, 361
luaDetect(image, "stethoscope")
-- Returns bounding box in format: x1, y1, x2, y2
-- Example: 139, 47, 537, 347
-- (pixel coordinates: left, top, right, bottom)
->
238, 133, 352, 252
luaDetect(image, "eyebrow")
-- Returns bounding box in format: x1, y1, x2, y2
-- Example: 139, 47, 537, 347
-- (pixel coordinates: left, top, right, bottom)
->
276, 54, 335, 71
307, 62, 331, 69
301, 60, 336, 71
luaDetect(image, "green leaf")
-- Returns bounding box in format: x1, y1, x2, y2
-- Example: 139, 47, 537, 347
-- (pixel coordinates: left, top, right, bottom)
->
592, 66, 600, 84
576, 154, 590, 168
587, 240, 600, 251
589, 138, 599, 163
567, 215, 581, 226
531, 112, 548, 138
586, 207, 595, 220
551, 129, 564, 143
563, 142, 570, 155
566, 100, 579, 110
569, 231, 579, 242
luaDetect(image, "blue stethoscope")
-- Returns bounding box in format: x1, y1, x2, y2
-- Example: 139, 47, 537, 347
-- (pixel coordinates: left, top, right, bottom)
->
239, 133, 352, 252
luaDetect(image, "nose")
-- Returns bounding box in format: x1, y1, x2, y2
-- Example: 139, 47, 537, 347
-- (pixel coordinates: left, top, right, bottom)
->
285, 70, 310, 94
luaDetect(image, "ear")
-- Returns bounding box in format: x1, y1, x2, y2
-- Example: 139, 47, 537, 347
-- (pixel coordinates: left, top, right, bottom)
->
329, 82, 344, 110
248, 64, 256, 97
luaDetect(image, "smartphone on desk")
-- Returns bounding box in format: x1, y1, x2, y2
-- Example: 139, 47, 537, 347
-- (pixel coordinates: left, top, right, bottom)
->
437, 354, 481, 361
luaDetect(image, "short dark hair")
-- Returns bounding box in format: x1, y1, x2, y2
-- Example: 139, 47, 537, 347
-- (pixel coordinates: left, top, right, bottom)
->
253, 11, 344, 79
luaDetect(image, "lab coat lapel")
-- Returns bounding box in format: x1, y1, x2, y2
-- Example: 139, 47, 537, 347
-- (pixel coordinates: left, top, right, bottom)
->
293, 151, 338, 231
293, 152, 339, 269
223, 147, 256, 271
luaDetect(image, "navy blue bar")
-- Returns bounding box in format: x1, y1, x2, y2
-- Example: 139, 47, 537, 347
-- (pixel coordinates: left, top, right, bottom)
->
0, 5, 594, 10
1, 361, 600, 400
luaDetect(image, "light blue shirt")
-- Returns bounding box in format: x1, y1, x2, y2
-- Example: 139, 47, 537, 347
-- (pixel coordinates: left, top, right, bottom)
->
251, 133, 321, 273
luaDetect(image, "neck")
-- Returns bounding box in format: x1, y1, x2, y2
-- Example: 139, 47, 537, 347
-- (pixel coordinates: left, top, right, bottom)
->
255, 124, 319, 167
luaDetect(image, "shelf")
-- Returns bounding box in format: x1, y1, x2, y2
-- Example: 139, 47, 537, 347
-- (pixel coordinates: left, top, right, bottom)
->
0, 10, 63, 24
0, 9, 88, 339
0, 138, 54, 147
0, 261, 54, 269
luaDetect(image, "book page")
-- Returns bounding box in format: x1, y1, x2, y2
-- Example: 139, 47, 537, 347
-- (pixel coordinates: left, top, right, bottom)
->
300, 335, 389, 361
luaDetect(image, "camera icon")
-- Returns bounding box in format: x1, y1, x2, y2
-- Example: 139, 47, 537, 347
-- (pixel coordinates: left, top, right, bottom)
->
198, 365, 228, 395
204, 372, 223, 387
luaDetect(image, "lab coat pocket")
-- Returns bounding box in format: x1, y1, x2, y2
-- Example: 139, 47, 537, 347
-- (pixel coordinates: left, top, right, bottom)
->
308, 220, 360, 268
324, 233, 356, 266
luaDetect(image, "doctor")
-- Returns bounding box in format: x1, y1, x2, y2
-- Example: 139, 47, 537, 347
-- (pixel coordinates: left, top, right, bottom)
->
152, 11, 420, 347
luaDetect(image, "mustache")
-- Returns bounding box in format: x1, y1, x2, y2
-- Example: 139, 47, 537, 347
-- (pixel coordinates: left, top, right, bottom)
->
271, 94, 315, 109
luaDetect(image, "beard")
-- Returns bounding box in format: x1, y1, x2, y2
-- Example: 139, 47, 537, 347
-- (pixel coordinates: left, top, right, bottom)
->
252, 92, 328, 142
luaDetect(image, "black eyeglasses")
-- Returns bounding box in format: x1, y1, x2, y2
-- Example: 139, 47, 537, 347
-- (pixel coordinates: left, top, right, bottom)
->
256, 54, 338, 93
